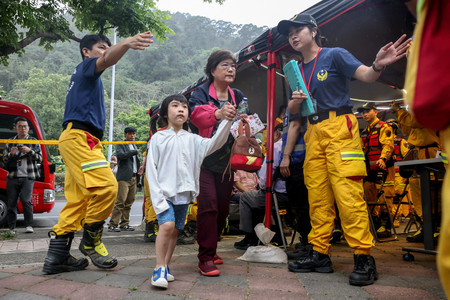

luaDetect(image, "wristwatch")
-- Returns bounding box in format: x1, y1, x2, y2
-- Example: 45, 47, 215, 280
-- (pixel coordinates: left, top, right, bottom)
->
372, 63, 385, 72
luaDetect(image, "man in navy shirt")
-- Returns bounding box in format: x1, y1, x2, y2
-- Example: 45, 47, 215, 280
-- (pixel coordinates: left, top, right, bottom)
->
43, 31, 153, 275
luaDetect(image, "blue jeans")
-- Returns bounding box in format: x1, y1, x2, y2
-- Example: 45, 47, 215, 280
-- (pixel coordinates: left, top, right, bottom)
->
156, 200, 189, 230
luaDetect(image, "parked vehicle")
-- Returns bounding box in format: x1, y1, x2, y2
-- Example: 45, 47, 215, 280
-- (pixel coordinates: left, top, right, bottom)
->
0, 100, 56, 226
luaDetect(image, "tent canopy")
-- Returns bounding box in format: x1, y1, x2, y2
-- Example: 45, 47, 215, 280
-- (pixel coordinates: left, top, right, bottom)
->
181, 0, 415, 122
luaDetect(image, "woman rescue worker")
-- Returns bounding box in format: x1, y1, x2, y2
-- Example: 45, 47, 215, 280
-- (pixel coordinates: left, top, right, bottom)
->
276, 14, 410, 286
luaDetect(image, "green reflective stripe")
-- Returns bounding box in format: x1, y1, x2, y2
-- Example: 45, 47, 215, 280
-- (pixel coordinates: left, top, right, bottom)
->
81, 160, 108, 172
341, 151, 365, 160
441, 152, 448, 164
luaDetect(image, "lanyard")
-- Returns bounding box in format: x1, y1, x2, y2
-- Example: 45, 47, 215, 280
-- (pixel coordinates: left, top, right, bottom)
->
301, 47, 322, 93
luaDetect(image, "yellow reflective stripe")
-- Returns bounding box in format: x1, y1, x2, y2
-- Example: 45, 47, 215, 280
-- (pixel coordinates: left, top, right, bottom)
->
81, 160, 108, 172
341, 151, 365, 160
441, 152, 448, 164
246, 156, 258, 165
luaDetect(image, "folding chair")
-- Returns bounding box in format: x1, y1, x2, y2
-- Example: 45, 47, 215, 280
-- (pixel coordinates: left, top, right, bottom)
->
260, 167, 297, 252
392, 177, 420, 233
365, 170, 398, 242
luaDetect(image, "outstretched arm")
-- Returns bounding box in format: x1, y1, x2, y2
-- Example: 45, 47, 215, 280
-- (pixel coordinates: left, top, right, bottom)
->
353, 34, 411, 83
96, 31, 154, 73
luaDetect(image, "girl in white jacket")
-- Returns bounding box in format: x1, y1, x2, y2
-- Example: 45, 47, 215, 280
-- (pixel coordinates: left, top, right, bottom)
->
146, 94, 236, 288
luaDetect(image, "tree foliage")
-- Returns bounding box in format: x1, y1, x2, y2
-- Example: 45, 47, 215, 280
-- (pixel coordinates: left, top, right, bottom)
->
0, 0, 176, 66
115, 104, 156, 143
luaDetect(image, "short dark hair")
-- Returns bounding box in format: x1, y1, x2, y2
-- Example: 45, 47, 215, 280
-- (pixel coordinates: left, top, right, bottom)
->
14, 116, 28, 126
159, 94, 190, 130
204, 49, 237, 82
124, 126, 137, 133
79, 34, 111, 60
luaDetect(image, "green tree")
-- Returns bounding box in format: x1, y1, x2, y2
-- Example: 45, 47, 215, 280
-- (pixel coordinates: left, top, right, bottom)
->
0, 0, 225, 66
7, 68, 69, 152
114, 103, 157, 143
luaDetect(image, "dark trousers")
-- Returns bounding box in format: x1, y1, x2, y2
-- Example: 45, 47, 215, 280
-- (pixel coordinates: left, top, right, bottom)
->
286, 162, 311, 244
239, 189, 289, 233
6, 177, 34, 229
196, 169, 233, 263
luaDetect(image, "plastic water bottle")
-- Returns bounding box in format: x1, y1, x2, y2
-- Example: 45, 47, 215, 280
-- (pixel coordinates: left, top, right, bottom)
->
237, 97, 249, 114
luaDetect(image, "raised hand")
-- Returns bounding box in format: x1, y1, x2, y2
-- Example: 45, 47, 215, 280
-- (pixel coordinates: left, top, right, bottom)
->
374, 34, 412, 68
126, 31, 154, 50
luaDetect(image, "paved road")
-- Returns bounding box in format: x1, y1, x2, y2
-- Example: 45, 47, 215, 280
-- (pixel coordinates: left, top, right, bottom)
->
1, 197, 154, 268
0, 201, 447, 299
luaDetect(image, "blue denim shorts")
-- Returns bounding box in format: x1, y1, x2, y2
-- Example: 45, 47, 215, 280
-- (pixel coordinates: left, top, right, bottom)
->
156, 200, 189, 230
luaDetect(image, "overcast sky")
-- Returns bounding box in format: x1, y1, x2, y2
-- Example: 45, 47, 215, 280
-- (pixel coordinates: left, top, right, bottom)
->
156, 0, 322, 28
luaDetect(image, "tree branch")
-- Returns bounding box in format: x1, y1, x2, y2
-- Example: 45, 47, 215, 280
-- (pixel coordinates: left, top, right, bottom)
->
0, 31, 80, 57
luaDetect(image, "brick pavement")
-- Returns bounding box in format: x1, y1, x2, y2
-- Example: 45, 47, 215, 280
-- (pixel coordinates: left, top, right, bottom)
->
0, 232, 447, 299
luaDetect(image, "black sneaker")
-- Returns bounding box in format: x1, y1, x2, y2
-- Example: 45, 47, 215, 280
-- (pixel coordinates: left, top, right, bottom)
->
349, 254, 378, 286
119, 225, 135, 231
108, 225, 120, 232
234, 232, 258, 250
287, 244, 313, 260
288, 250, 333, 273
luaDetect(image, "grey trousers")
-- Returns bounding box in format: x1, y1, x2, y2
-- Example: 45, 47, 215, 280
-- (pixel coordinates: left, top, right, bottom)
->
7, 177, 34, 229
239, 190, 288, 233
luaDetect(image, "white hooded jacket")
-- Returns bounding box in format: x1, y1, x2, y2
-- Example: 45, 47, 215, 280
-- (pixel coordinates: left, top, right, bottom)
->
146, 120, 232, 214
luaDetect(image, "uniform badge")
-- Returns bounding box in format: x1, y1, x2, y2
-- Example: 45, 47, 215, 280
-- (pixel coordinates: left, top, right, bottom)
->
317, 69, 328, 81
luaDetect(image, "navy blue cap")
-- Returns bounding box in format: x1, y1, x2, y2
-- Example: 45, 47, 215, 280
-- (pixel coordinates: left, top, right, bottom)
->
277, 14, 318, 36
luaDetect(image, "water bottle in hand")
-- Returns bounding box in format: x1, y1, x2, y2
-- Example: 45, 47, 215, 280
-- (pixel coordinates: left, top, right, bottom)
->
237, 97, 249, 115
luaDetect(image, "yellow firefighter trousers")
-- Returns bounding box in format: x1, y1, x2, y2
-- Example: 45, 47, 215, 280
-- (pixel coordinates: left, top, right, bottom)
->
437, 127, 450, 298
304, 112, 373, 256
53, 123, 118, 235
438, 126, 450, 297
394, 172, 411, 217
409, 146, 439, 219
364, 166, 396, 219
143, 173, 157, 223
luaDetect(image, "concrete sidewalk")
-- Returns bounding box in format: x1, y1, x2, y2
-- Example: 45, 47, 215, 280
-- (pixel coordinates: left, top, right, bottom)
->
0, 233, 446, 300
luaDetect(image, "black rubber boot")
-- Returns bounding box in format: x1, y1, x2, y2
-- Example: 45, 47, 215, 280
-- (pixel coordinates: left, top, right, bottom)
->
79, 221, 118, 269
177, 228, 196, 245
42, 232, 89, 274
288, 250, 333, 273
349, 254, 378, 286
144, 221, 157, 243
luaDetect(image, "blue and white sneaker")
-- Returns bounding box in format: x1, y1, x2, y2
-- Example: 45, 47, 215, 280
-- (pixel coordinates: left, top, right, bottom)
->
166, 265, 175, 282
151, 266, 168, 289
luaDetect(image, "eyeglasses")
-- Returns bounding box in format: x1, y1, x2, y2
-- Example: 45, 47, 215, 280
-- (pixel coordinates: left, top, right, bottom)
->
17, 125, 29, 129
218, 63, 237, 70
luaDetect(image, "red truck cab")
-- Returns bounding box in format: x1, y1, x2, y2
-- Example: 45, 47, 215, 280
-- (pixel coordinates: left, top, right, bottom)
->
0, 100, 56, 226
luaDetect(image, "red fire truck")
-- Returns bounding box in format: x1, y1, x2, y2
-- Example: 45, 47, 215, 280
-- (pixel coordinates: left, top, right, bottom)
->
0, 100, 55, 226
